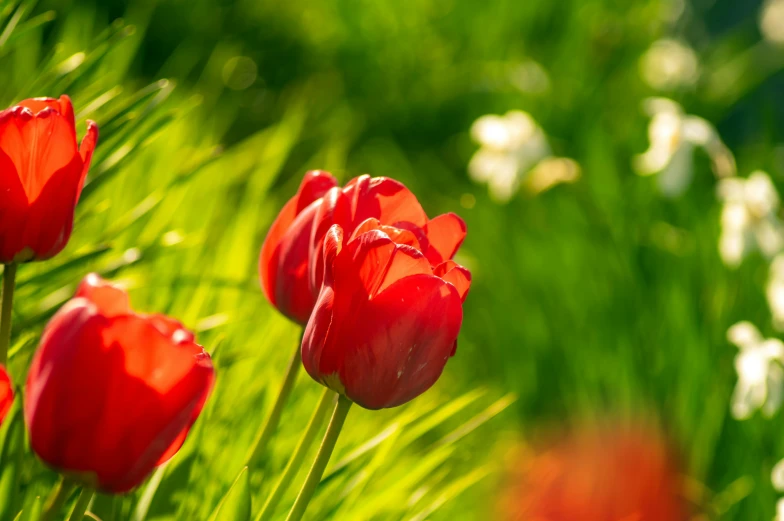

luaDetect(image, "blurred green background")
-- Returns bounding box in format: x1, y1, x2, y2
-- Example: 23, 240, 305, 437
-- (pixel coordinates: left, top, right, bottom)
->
2, 0, 784, 519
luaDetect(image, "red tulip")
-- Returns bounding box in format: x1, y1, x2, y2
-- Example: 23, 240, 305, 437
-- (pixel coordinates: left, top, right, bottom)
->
0, 95, 98, 263
0, 365, 12, 427
497, 424, 690, 521
301, 220, 471, 409
259, 171, 468, 324
25, 274, 214, 493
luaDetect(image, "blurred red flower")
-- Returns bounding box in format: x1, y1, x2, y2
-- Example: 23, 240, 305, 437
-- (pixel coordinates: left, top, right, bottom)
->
25, 274, 215, 494
301, 220, 470, 409
0, 96, 98, 263
0, 365, 12, 426
498, 423, 690, 521
259, 171, 468, 324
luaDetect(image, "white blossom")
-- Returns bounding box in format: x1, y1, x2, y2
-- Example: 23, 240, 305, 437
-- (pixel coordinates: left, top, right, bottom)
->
727, 321, 784, 419
761, 0, 784, 45
717, 172, 784, 267
639, 39, 700, 91
634, 98, 735, 197
768, 255, 784, 331
468, 111, 578, 202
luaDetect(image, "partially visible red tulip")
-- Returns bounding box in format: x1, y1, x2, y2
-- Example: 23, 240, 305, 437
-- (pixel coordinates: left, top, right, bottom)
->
25, 274, 214, 493
0, 365, 12, 426
301, 220, 471, 410
0, 95, 98, 263
259, 171, 467, 324
497, 423, 690, 521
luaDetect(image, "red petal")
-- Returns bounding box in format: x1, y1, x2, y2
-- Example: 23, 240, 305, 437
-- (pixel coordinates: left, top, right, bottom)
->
301, 225, 343, 382
0, 105, 79, 203
345, 176, 428, 229
308, 187, 351, 296
349, 218, 423, 251
334, 230, 396, 299
0, 366, 13, 427
75, 273, 130, 317
76, 120, 98, 202
425, 213, 466, 264
259, 171, 337, 322
327, 274, 463, 409
17, 96, 75, 128
295, 170, 338, 213
376, 245, 431, 295
259, 197, 299, 310
273, 203, 321, 324
434, 261, 472, 301
145, 314, 195, 344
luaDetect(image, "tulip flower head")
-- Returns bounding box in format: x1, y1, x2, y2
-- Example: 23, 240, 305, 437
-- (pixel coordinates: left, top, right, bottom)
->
0, 96, 98, 263
25, 274, 214, 493
497, 424, 689, 521
301, 218, 471, 410
0, 365, 12, 427
260, 171, 469, 325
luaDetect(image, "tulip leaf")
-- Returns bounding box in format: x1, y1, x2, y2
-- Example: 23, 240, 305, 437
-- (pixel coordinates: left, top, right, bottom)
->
208, 467, 250, 521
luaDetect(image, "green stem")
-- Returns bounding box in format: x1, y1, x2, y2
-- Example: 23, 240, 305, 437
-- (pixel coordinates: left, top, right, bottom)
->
0, 263, 17, 366
257, 389, 333, 521
39, 478, 76, 521
67, 487, 94, 521
245, 339, 303, 468
285, 394, 352, 521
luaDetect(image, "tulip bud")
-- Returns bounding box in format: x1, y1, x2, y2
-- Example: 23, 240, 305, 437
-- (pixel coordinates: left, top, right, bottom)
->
25, 274, 214, 493
0, 96, 98, 263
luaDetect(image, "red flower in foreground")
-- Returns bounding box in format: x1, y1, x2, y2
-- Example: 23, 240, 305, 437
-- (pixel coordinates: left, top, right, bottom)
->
259, 171, 467, 324
25, 274, 214, 493
0, 365, 12, 427
301, 221, 471, 409
0, 95, 98, 263
498, 424, 690, 521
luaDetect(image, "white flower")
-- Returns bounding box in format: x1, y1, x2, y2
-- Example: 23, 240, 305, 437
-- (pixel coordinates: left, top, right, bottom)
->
778, 497, 784, 521
773, 458, 784, 492
639, 39, 700, 91
727, 321, 784, 419
768, 255, 784, 331
468, 111, 551, 202
761, 0, 784, 45
718, 172, 784, 267
634, 98, 736, 197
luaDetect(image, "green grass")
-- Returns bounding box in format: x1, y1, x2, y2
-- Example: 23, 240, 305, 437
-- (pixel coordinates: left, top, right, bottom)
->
2, 0, 784, 519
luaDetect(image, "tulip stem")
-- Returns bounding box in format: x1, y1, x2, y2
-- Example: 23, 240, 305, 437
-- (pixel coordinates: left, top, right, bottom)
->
245, 336, 303, 468
39, 478, 76, 521
67, 487, 94, 521
0, 263, 17, 366
256, 388, 333, 521
285, 394, 352, 521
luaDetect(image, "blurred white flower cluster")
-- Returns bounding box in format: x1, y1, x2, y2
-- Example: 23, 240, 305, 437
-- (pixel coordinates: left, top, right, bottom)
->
639, 39, 700, 91
468, 110, 580, 202
717, 172, 784, 268
727, 322, 784, 419
634, 98, 735, 197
